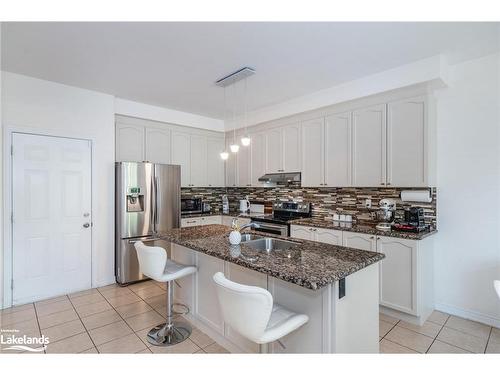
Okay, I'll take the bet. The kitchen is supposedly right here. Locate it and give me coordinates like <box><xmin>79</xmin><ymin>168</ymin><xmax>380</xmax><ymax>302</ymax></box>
<box><xmin>1</xmin><ymin>20</ymin><xmax>500</xmax><ymax>362</ymax></box>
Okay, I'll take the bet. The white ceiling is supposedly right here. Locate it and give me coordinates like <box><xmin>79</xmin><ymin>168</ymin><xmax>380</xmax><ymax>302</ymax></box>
<box><xmin>2</xmin><ymin>22</ymin><xmax>499</xmax><ymax>119</ymax></box>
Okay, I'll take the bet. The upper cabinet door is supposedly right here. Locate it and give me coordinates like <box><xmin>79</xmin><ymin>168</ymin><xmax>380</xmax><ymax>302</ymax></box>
<box><xmin>251</xmin><ymin>132</ymin><xmax>266</xmax><ymax>186</ymax></box>
<box><xmin>237</xmin><ymin>139</ymin><xmax>251</xmax><ymax>187</ymax></box>
<box><xmin>145</xmin><ymin>127</ymin><xmax>171</xmax><ymax>164</ymax></box>
<box><xmin>387</xmin><ymin>97</ymin><xmax>426</xmax><ymax>187</ymax></box>
<box><xmin>171</xmin><ymin>131</ymin><xmax>191</xmax><ymax>187</ymax></box>
<box><xmin>266</xmin><ymin>128</ymin><xmax>283</xmax><ymax>173</ymax></box>
<box><xmin>301</xmin><ymin>118</ymin><xmax>324</xmax><ymax>187</ymax></box>
<box><xmin>225</xmin><ymin>138</ymin><xmax>237</xmax><ymax>187</ymax></box>
<box><xmin>283</xmin><ymin>123</ymin><xmax>301</xmax><ymax>172</ymax></box>
<box><xmin>352</xmin><ymin>104</ymin><xmax>387</xmax><ymax>187</ymax></box>
<box><xmin>206</xmin><ymin>138</ymin><xmax>225</xmax><ymax>187</ymax></box>
<box><xmin>116</xmin><ymin>123</ymin><xmax>144</xmax><ymax>162</ymax></box>
<box><xmin>190</xmin><ymin>135</ymin><xmax>208</xmax><ymax>187</ymax></box>
<box><xmin>324</xmin><ymin>112</ymin><xmax>351</xmax><ymax>187</ymax></box>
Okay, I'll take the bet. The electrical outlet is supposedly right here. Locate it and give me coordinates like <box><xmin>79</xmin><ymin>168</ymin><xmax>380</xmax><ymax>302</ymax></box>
<box><xmin>365</xmin><ymin>199</ymin><xmax>372</xmax><ymax>208</ymax></box>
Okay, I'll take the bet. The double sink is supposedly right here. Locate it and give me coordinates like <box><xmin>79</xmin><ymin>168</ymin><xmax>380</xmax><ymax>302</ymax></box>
<box><xmin>239</xmin><ymin>233</ymin><xmax>296</xmax><ymax>252</ymax></box>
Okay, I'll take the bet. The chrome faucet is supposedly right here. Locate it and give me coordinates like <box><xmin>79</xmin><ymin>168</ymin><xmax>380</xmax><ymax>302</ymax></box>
<box><xmin>231</xmin><ymin>217</ymin><xmax>260</xmax><ymax>232</ymax></box>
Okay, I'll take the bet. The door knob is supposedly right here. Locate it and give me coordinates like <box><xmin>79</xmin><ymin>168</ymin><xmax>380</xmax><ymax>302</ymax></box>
<box><xmin>83</xmin><ymin>223</ymin><xmax>90</xmax><ymax>228</ymax></box>
<box><xmin>83</xmin><ymin>212</ymin><xmax>90</xmax><ymax>217</ymax></box>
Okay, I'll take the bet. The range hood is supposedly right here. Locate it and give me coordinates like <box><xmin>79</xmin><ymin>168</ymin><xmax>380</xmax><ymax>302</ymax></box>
<box><xmin>258</xmin><ymin>172</ymin><xmax>301</xmax><ymax>185</ymax></box>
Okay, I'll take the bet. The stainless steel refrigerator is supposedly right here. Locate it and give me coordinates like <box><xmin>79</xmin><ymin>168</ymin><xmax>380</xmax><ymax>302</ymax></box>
<box><xmin>115</xmin><ymin>162</ymin><xmax>181</xmax><ymax>285</ymax></box>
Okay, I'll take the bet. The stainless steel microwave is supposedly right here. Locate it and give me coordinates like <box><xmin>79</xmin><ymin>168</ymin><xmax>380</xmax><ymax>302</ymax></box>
<box><xmin>181</xmin><ymin>197</ymin><xmax>203</xmax><ymax>214</ymax></box>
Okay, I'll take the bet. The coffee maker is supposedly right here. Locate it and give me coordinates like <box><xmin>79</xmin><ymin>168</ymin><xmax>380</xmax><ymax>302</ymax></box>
<box><xmin>392</xmin><ymin>206</ymin><xmax>429</xmax><ymax>232</ymax></box>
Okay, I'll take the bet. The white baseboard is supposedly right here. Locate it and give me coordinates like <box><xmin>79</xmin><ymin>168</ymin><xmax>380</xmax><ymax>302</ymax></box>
<box><xmin>435</xmin><ymin>302</ymin><xmax>500</xmax><ymax>329</ymax></box>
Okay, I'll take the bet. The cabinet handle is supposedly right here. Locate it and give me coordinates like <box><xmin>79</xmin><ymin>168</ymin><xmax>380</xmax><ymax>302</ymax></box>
<box><xmin>370</xmin><ymin>236</ymin><xmax>374</xmax><ymax>239</ymax></box>
<box><xmin>377</xmin><ymin>237</ymin><xmax>380</xmax><ymax>240</ymax></box>
<box><xmin>386</xmin><ymin>183</ymin><xmax>391</xmax><ymax>186</ymax></box>
<box><xmin>380</xmin><ymin>183</ymin><xmax>385</xmax><ymax>186</ymax></box>
<box><xmin>187</xmin><ymin>220</ymin><xmax>197</xmax><ymax>224</ymax></box>
<box><xmin>208</xmin><ymin>184</ymin><xmax>212</xmax><ymax>186</ymax></box>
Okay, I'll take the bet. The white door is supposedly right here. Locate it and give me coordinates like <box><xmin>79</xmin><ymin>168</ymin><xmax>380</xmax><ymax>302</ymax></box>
<box><xmin>225</xmin><ymin>138</ymin><xmax>237</xmax><ymax>187</ymax></box>
<box><xmin>145</xmin><ymin>126</ymin><xmax>171</xmax><ymax>164</ymax></box>
<box><xmin>325</xmin><ymin>112</ymin><xmax>351</xmax><ymax>187</ymax></box>
<box><xmin>282</xmin><ymin>123</ymin><xmax>301</xmax><ymax>173</ymax></box>
<box><xmin>237</xmin><ymin>139</ymin><xmax>251</xmax><ymax>187</ymax></box>
<box><xmin>301</xmin><ymin>118</ymin><xmax>324</xmax><ymax>187</ymax></box>
<box><xmin>352</xmin><ymin>105</ymin><xmax>386</xmax><ymax>187</ymax></box>
<box><xmin>171</xmin><ymin>131</ymin><xmax>191</xmax><ymax>187</ymax></box>
<box><xmin>190</xmin><ymin>135</ymin><xmax>208</xmax><ymax>187</ymax></box>
<box><xmin>250</xmin><ymin>132</ymin><xmax>266</xmax><ymax>186</ymax></box>
<box><xmin>206</xmin><ymin>138</ymin><xmax>225</xmax><ymax>187</ymax></box>
<box><xmin>377</xmin><ymin>237</ymin><xmax>417</xmax><ymax>314</ymax></box>
<box><xmin>115</xmin><ymin>123</ymin><xmax>144</xmax><ymax>162</ymax></box>
<box><xmin>387</xmin><ymin>97</ymin><xmax>426</xmax><ymax>187</ymax></box>
<box><xmin>290</xmin><ymin>225</ymin><xmax>314</xmax><ymax>241</ymax></box>
<box><xmin>265</xmin><ymin>128</ymin><xmax>283</xmax><ymax>173</ymax></box>
<box><xmin>342</xmin><ymin>232</ymin><xmax>376</xmax><ymax>252</ymax></box>
<box><xmin>315</xmin><ymin>228</ymin><xmax>343</xmax><ymax>246</ymax></box>
<box><xmin>12</xmin><ymin>133</ymin><xmax>92</xmax><ymax>304</ymax></box>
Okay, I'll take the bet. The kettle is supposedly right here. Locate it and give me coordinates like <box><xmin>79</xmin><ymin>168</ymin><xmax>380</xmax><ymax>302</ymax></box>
<box><xmin>239</xmin><ymin>196</ymin><xmax>250</xmax><ymax>213</ymax></box>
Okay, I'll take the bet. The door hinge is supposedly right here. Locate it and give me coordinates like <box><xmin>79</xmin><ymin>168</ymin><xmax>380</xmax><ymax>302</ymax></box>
<box><xmin>11</xmin><ymin>212</ymin><xmax>14</xmax><ymax>223</ymax></box>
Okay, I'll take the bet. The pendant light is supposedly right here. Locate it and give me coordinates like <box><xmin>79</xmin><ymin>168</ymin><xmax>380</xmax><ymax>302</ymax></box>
<box><xmin>240</xmin><ymin>77</ymin><xmax>251</xmax><ymax>146</ymax></box>
<box><xmin>229</xmin><ymin>84</ymin><xmax>240</xmax><ymax>153</ymax></box>
<box><xmin>220</xmin><ymin>87</ymin><xmax>229</xmax><ymax>160</ymax></box>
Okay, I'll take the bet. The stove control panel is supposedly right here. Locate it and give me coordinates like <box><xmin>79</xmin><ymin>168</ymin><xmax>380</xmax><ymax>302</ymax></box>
<box><xmin>273</xmin><ymin>201</ymin><xmax>311</xmax><ymax>214</ymax></box>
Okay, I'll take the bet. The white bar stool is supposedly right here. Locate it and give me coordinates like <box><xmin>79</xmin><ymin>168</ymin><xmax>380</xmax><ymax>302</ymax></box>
<box><xmin>134</xmin><ymin>241</ymin><xmax>196</xmax><ymax>346</ymax></box>
<box><xmin>213</xmin><ymin>272</ymin><xmax>309</xmax><ymax>353</ymax></box>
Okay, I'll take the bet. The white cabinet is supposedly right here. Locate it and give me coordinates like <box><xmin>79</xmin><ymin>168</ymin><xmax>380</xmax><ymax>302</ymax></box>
<box><xmin>195</xmin><ymin>252</ymin><xmax>225</xmax><ymax>333</ymax></box>
<box><xmin>250</xmin><ymin>132</ymin><xmax>266</xmax><ymax>186</ymax></box>
<box><xmin>352</xmin><ymin>104</ymin><xmax>387</xmax><ymax>187</ymax></box>
<box><xmin>181</xmin><ymin>216</ymin><xmax>222</xmax><ymax>228</ymax></box>
<box><xmin>266</xmin><ymin>128</ymin><xmax>283</xmax><ymax>173</ymax></box>
<box><xmin>387</xmin><ymin>97</ymin><xmax>427</xmax><ymax>187</ymax></box>
<box><xmin>283</xmin><ymin>123</ymin><xmax>301</xmax><ymax>173</ymax></box>
<box><xmin>190</xmin><ymin>135</ymin><xmax>208</xmax><ymax>187</ymax></box>
<box><xmin>315</xmin><ymin>228</ymin><xmax>342</xmax><ymax>245</ymax></box>
<box><xmin>171</xmin><ymin>131</ymin><xmax>191</xmax><ymax>187</ymax></box>
<box><xmin>324</xmin><ymin>112</ymin><xmax>351</xmax><ymax>187</ymax></box>
<box><xmin>145</xmin><ymin>127</ymin><xmax>171</xmax><ymax>164</ymax></box>
<box><xmin>171</xmin><ymin>243</ymin><xmax>196</xmax><ymax>312</ymax></box>
<box><xmin>342</xmin><ymin>232</ymin><xmax>377</xmax><ymax>252</ymax></box>
<box><xmin>116</xmin><ymin>123</ymin><xmax>144</xmax><ymax>162</ymax></box>
<box><xmin>377</xmin><ymin>236</ymin><xmax>416</xmax><ymax>314</ymax></box>
<box><xmin>206</xmin><ymin>138</ymin><xmax>225</xmax><ymax>187</ymax></box>
<box><xmin>237</xmin><ymin>139</ymin><xmax>251</xmax><ymax>187</ymax></box>
<box><xmin>290</xmin><ymin>225</ymin><xmax>343</xmax><ymax>245</ymax></box>
<box><xmin>301</xmin><ymin>118</ymin><xmax>324</xmax><ymax>187</ymax></box>
<box><xmin>225</xmin><ymin>138</ymin><xmax>237</xmax><ymax>187</ymax></box>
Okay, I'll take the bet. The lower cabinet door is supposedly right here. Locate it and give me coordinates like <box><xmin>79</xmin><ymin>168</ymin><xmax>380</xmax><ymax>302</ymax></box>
<box><xmin>195</xmin><ymin>252</ymin><xmax>225</xmax><ymax>333</ymax></box>
<box><xmin>315</xmin><ymin>228</ymin><xmax>343</xmax><ymax>245</ymax></box>
<box><xmin>342</xmin><ymin>232</ymin><xmax>376</xmax><ymax>252</ymax></box>
<box><xmin>377</xmin><ymin>237</ymin><xmax>417</xmax><ymax>315</ymax></box>
<box><xmin>267</xmin><ymin>277</ymin><xmax>326</xmax><ymax>353</ymax></box>
<box><xmin>170</xmin><ymin>244</ymin><xmax>196</xmax><ymax>312</ymax></box>
<box><xmin>225</xmin><ymin>263</ymin><xmax>268</xmax><ymax>353</ymax></box>
<box><xmin>290</xmin><ymin>225</ymin><xmax>314</xmax><ymax>241</ymax></box>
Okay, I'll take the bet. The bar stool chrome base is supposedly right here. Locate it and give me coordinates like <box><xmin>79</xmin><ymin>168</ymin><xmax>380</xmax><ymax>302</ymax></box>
<box><xmin>147</xmin><ymin>323</ymin><xmax>192</xmax><ymax>346</ymax></box>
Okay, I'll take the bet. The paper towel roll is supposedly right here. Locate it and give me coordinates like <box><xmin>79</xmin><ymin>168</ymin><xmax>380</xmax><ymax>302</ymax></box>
<box><xmin>400</xmin><ymin>190</ymin><xmax>432</xmax><ymax>203</ymax></box>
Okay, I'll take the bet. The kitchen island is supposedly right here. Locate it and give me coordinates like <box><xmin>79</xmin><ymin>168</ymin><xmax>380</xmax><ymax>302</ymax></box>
<box><xmin>158</xmin><ymin>224</ymin><xmax>385</xmax><ymax>353</ymax></box>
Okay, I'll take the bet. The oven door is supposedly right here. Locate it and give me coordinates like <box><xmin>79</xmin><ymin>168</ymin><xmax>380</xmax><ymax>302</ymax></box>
<box><xmin>251</xmin><ymin>221</ymin><xmax>288</xmax><ymax>236</ymax></box>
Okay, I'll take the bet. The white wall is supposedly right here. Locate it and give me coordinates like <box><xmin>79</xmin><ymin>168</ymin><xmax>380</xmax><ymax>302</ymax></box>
<box><xmin>1</xmin><ymin>72</ymin><xmax>116</xmax><ymax>307</ymax></box>
<box><xmin>434</xmin><ymin>53</ymin><xmax>500</xmax><ymax>326</ymax></box>
<box><xmin>115</xmin><ymin>98</ymin><xmax>224</xmax><ymax>132</ymax></box>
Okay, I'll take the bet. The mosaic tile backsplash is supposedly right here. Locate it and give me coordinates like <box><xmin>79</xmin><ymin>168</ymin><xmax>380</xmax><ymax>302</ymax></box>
<box><xmin>181</xmin><ymin>186</ymin><xmax>437</xmax><ymax>229</ymax></box>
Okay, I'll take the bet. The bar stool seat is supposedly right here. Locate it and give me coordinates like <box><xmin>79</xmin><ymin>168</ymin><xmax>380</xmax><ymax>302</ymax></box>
<box><xmin>213</xmin><ymin>272</ymin><xmax>309</xmax><ymax>352</ymax></box>
<box><xmin>134</xmin><ymin>241</ymin><xmax>196</xmax><ymax>346</ymax></box>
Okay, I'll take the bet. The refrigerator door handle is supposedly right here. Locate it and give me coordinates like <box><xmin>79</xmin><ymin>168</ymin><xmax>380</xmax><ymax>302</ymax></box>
<box><xmin>154</xmin><ymin>175</ymin><xmax>159</xmax><ymax>231</ymax></box>
<box><xmin>150</xmin><ymin>173</ymin><xmax>156</xmax><ymax>233</ymax></box>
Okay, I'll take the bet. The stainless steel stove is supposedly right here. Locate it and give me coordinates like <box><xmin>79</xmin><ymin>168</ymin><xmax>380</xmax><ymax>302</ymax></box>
<box><xmin>250</xmin><ymin>202</ymin><xmax>311</xmax><ymax>236</ymax></box>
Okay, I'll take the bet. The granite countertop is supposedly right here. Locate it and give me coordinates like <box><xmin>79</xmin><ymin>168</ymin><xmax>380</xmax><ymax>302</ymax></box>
<box><xmin>158</xmin><ymin>224</ymin><xmax>385</xmax><ymax>290</ymax></box>
<box><xmin>290</xmin><ymin>218</ymin><xmax>437</xmax><ymax>240</ymax></box>
<box><xmin>181</xmin><ymin>210</ymin><xmax>265</xmax><ymax>219</ymax></box>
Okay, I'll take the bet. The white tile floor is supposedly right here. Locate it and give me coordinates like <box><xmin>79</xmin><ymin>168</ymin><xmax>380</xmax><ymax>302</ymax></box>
<box><xmin>0</xmin><ymin>281</ymin><xmax>228</xmax><ymax>354</ymax></box>
<box><xmin>1</xmin><ymin>281</ymin><xmax>499</xmax><ymax>354</ymax></box>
